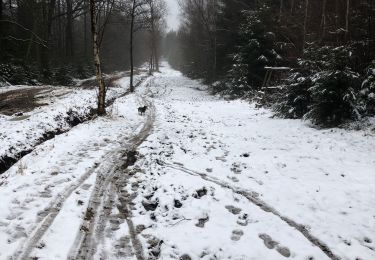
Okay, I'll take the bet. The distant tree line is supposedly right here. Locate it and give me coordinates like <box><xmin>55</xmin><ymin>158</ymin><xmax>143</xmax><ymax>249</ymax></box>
<box><xmin>0</xmin><ymin>0</ymin><xmax>165</xmax><ymax>87</ymax></box>
<box><xmin>165</xmin><ymin>0</ymin><xmax>375</xmax><ymax>127</ymax></box>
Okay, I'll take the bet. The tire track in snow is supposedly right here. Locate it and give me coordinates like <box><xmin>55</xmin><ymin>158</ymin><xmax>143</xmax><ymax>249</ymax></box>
<box><xmin>13</xmin><ymin>148</ymin><xmax>120</xmax><ymax>260</ymax></box>
<box><xmin>13</xmin><ymin>90</ymin><xmax>153</xmax><ymax>260</ymax></box>
<box><xmin>70</xmin><ymin>95</ymin><xmax>155</xmax><ymax>260</ymax></box>
<box><xmin>160</xmin><ymin>161</ymin><xmax>341</xmax><ymax>260</ymax></box>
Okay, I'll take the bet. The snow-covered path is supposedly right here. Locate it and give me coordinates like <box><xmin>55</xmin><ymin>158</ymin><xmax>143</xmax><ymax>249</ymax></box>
<box><xmin>124</xmin><ymin>65</ymin><xmax>375</xmax><ymax>259</ymax></box>
<box><xmin>0</xmin><ymin>78</ymin><xmax>155</xmax><ymax>259</ymax></box>
<box><xmin>0</xmin><ymin>64</ymin><xmax>374</xmax><ymax>260</ymax></box>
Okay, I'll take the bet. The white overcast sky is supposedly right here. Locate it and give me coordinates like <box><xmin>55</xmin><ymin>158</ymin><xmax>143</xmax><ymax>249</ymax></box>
<box><xmin>165</xmin><ymin>0</ymin><xmax>181</xmax><ymax>31</ymax></box>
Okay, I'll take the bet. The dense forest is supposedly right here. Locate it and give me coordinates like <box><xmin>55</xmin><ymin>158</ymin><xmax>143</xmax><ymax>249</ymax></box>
<box><xmin>165</xmin><ymin>0</ymin><xmax>375</xmax><ymax>127</ymax></box>
<box><xmin>0</xmin><ymin>0</ymin><xmax>165</xmax><ymax>86</ymax></box>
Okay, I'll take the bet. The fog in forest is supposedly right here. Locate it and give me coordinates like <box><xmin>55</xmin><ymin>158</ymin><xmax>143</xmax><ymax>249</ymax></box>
<box><xmin>0</xmin><ymin>1</ymin><xmax>374</xmax><ymax>259</ymax></box>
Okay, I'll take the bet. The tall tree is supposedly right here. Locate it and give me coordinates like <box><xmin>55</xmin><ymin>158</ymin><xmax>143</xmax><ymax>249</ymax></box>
<box><xmin>65</xmin><ymin>0</ymin><xmax>74</xmax><ymax>58</ymax></box>
<box><xmin>0</xmin><ymin>0</ymin><xmax>3</xmax><ymax>54</ymax></box>
<box><xmin>90</xmin><ymin>0</ymin><xmax>106</xmax><ymax>115</ymax></box>
<box><xmin>128</xmin><ymin>0</ymin><xmax>148</xmax><ymax>92</ymax></box>
<box><xmin>129</xmin><ymin>0</ymin><xmax>136</xmax><ymax>92</ymax></box>
<box><xmin>146</xmin><ymin>0</ymin><xmax>166</xmax><ymax>72</ymax></box>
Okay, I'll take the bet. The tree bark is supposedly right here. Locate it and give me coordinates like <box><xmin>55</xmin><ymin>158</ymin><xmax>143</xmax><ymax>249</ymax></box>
<box><xmin>149</xmin><ymin>0</ymin><xmax>159</xmax><ymax>72</ymax></box>
<box><xmin>290</xmin><ymin>0</ymin><xmax>294</xmax><ymax>14</ymax></box>
<box><xmin>84</xmin><ymin>0</ymin><xmax>88</xmax><ymax>58</ymax></box>
<box><xmin>0</xmin><ymin>0</ymin><xmax>3</xmax><ymax>54</ymax></box>
<box><xmin>279</xmin><ymin>0</ymin><xmax>283</xmax><ymax>23</ymax></box>
<box><xmin>39</xmin><ymin>0</ymin><xmax>56</xmax><ymax>71</ymax></box>
<box><xmin>345</xmin><ymin>0</ymin><xmax>350</xmax><ymax>41</ymax></box>
<box><xmin>129</xmin><ymin>0</ymin><xmax>136</xmax><ymax>92</ymax></box>
<box><xmin>90</xmin><ymin>0</ymin><xmax>106</xmax><ymax>115</ymax></box>
<box><xmin>320</xmin><ymin>0</ymin><xmax>327</xmax><ymax>41</ymax></box>
<box><xmin>302</xmin><ymin>0</ymin><xmax>309</xmax><ymax>52</ymax></box>
<box><xmin>66</xmin><ymin>0</ymin><xmax>74</xmax><ymax>58</ymax></box>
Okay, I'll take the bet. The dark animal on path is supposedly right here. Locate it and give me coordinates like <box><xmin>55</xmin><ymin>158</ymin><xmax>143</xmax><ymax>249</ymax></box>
<box><xmin>138</xmin><ymin>106</ymin><xmax>148</xmax><ymax>115</ymax></box>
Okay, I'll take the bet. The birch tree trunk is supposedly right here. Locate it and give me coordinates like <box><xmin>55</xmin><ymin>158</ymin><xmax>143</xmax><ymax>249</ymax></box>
<box><xmin>129</xmin><ymin>0</ymin><xmax>136</xmax><ymax>92</ymax></box>
<box><xmin>90</xmin><ymin>0</ymin><xmax>106</xmax><ymax>115</ymax></box>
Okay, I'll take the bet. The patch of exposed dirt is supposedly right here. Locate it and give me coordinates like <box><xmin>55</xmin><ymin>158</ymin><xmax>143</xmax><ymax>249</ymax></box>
<box><xmin>0</xmin><ymin>87</ymin><xmax>50</xmax><ymax>116</ymax></box>
<box><xmin>0</xmin><ymin>76</ymin><xmax>148</xmax><ymax>176</ymax></box>
<box><xmin>77</xmin><ymin>69</ymin><xmax>147</xmax><ymax>89</ymax></box>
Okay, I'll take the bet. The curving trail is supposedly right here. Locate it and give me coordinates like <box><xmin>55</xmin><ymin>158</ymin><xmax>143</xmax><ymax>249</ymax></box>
<box><xmin>123</xmin><ymin>63</ymin><xmax>375</xmax><ymax>260</ymax></box>
<box><xmin>70</xmin><ymin>95</ymin><xmax>155</xmax><ymax>260</ymax></box>
<box><xmin>0</xmin><ymin>64</ymin><xmax>374</xmax><ymax>260</ymax></box>
<box><xmin>0</xmin><ymin>78</ymin><xmax>155</xmax><ymax>260</ymax></box>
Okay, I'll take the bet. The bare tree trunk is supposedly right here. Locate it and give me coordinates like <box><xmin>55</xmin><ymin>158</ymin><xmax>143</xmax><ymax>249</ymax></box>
<box><xmin>0</xmin><ymin>0</ymin><xmax>3</xmax><ymax>54</ymax></box>
<box><xmin>84</xmin><ymin>0</ymin><xmax>88</xmax><ymax>57</ymax></box>
<box><xmin>154</xmin><ymin>42</ymin><xmax>159</xmax><ymax>71</ymax></box>
<box><xmin>57</xmin><ymin>0</ymin><xmax>62</xmax><ymax>54</ymax></box>
<box><xmin>90</xmin><ymin>0</ymin><xmax>106</xmax><ymax>115</ymax></box>
<box><xmin>26</xmin><ymin>19</ymin><xmax>37</xmax><ymax>60</ymax></box>
<box><xmin>149</xmin><ymin>53</ymin><xmax>153</xmax><ymax>74</ymax></box>
<box><xmin>39</xmin><ymin>0</ymin><xmax>56</xmax><ymax>71</ymax></box>
<box><xmin>290</xmin><ymin>0</ymin><xmax>294</xmax><ymax>14</ymax></box>
<box><xmin>345</xmin><ymin>0</ymin><xmax>350</xmax><ymax>41</ymax></box>
<box><xmin>302</xmin><ymin>0</ymin><xmax>309</xmax><ymax>52</ymax></box>
<box><xmin>129</xmin><ymin>0</ymin><xmax>136</xmax><ymax>92</ymax></box>
<box><xmin>335</xmin><ymin>0</ymin><xmax>340</xmax><ymax>44</ymax></box>
<box><xmin>149</xmin><ymin>0</ymin><xmax>160</xmax><ymax>72</ymax></box>
<box><xmin>279</xmin><ymin>0</ymin><xmax>283</xmax><ymax>23</ymax></box>
<box><xmin>320</xmin><ymin>0</ymin><xmax>327</xmax><ymax>40</ymax></box>
<box><xmin>66</xmin><ymin>0</ymin><xmax>74</xmax><ymax>58</ymax></box>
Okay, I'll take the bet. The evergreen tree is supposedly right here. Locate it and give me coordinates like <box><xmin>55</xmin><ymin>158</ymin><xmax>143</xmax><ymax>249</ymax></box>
<box><xmin>359</xmin><ymin>61</ymin><xmax>375</xmax><ymax>116</ymax></box>
<box><xmin>276</xmin><ymin>44</ymin><xmax>362</xmax><ymax>126</ymax></box>
<box><xmin>229</xmin><ymin>6</ymin><xmax>281</xmax><ymax>94</ymax></box>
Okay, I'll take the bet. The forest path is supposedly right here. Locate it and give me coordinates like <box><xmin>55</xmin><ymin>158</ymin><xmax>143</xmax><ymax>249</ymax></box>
<box><xmin>118</xmin><ymin>63</ymin><xmax>375</xmax><ymax>259</ymax></box>
<box><xmin>0</xmin><ymin>64</ymin><xmax>374</xmax><ymax>259</ymax></box>
<box><xmin>0</xmin><ymin>78</ymin><xmax>155</xmax><ymax>260</ymax></box>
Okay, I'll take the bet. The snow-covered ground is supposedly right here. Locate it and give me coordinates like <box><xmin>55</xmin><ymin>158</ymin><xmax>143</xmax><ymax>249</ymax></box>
<box><xmin>0</xmin><ymin>74</ymin><xmax>144</xmax><ymax>170</ymax></box>
<box><xmin>0</xmin><ymin>64</ymin><xmax>374</xmax><ymax>260</ymax></box>
<box><xmin>122</xmin><ymin>65</ymin><xmax>375</xmax><ymax>259</ymax></box>
<box><xmin>0</xmin><ymin>76</ymin><xmax>154</xmax><ymax>259</ymax></box>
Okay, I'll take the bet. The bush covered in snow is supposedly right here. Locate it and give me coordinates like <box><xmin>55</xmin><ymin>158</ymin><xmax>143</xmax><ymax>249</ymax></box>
<box><xmin>0</xmin><ymin>62</ymin><xmax>39</xmax><ymax>85</ymax></box>
<box><xmin>0</xmin><ymin>61</ymin><xmax>94</xmax><ymax>87</ymax></box>
<box><xmin>359</xmin><ymin>61</ymin><xmax>375</xmax><ymax>116</ymax></box>
<box><xmin>275</xmin><ymin>44</ymin><xmax>365</xmax><ymax>127</ymax></box>
<box><xmin>274</xmin><ymin>72</ymin><xmax>312</xmax><ymax>119</ymax></box>
<box><xmin>305</xmin><ymin>70</ymin><xmax>361</xmax><ymax>126</ymax></box>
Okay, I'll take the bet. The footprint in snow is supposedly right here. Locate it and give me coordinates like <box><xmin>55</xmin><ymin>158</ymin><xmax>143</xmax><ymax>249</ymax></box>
<box><xmin>236</xmin><ymin>214</ymin><xmax>249</xmax><ymax>226</ymax></box>
<box><xmin>231</xmin><ymin>229</ymin><xmax>244</xmax><ymax>241</ymax></box>
<box><xmin>225</xmin><ymin>205</ymin><xmax>242</xmax><ymax>215</ymax></box>
<box><xmin>227</xmin><ymin>176</ymin><xmax>239</xmax><ymax>183</ymax></box>
<box><xmin>259</xmin><ymin>233</ymin><xmax>279</xmax><ymax>249</ymax></box>
<box><xmin>195</xmin><ymin>214</ymin><xmax>209</xmax><ymax>228</ymax></box>
<box><xmin>276</xmin><ymin>246</ymin><xmax>291</xmax><ymax>258</ymax></box>
<box><xmin>259</xmin><ymin>233</ymin><xmax>291</xmax><ymax>258</ymax></box>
